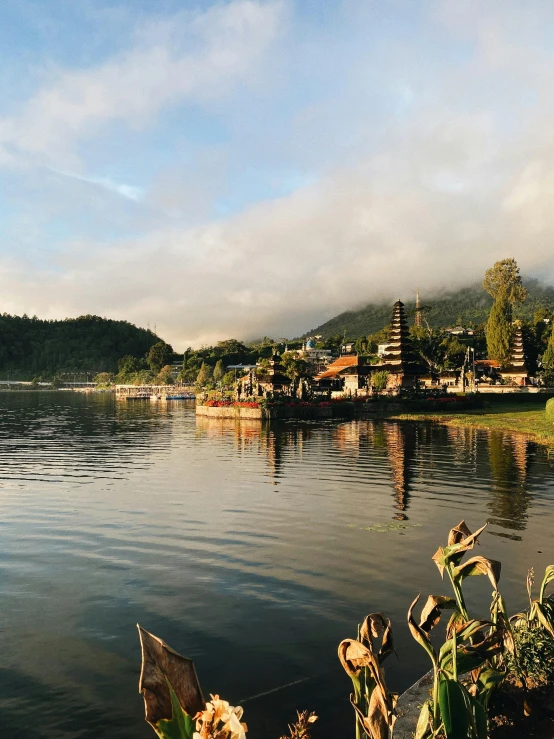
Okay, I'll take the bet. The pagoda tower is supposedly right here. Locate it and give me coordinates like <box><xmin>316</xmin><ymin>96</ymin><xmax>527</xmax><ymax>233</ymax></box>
<box><xmin>499</xmin><ymin>322</ymin><xmax>529</xmax><ymax>385</ymax></box>
<box><xmin>507</xmin><ymin>324</ymin><xmax>527</xmax><ymax>373</ymax></box>
<box><xmin>376</xmin><ymin>300</ymin><xmax>424</xmax><ymax>388</ymax></box>
<box><xmin>380</xmin><ymin>300</ymin><xmax>419</xmax><ymax>367</ymax></box>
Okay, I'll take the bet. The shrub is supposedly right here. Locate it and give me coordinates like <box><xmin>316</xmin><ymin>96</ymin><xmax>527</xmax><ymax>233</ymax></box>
<box><xmin>546</xmin><ymin>397</ymin><xmax>554</xmax><ymax>422</ymax></box>
<box><xmin>506</xmin><ymin>623</ymin><xmax>554</xmax><ymax>687</ymax></box>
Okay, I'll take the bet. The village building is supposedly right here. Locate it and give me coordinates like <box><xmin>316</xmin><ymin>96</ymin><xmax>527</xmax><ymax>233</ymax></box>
<box><xmin>313</xmin><ymin>355</ymin><xmax>360</xmax><ymax>391</ymax></box>
<box><xmin>297</xmin><ymin>337</ymin><xmax>333</xmax><ymax>363</ymax></box>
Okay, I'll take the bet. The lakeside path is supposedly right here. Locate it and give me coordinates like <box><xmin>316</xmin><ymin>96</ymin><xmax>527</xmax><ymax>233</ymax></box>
<box><xmin>390</xmin><ymin>401</ymin><xmax>554</xmax><ymax>448</ymax></box>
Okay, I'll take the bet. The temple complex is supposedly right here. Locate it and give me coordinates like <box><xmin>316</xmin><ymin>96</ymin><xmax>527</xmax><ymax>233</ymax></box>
<box><xmin>236</xmin><ymin>353</ymin><xmax>292</xmax><ymax>398</ymax></box>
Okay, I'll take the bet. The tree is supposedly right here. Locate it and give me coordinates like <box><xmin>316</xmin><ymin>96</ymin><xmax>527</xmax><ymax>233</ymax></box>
<box><xmin>155</xmin><ymin>365</ymin><xmax>174</xmax><ymax>385</ymax></box>
<box><xmin>281</xmin><ymin>353</ymin><xmax>309</xmax><ymax>380</ymax></box>
<box><xmin>213</xmin><ymin>359</ymin><xmax>225</xmax><ymax>382</ymax></box>
<box><xmin>147</xmin><ymin>341</ymin><xmax>173</xmax><ymax>374</ymax></box>
<box><xmin>94</xmin><ymin>372</ymin><xmax>114</xmax><ymax>387</ymax></box>
<box><xmin>484</xmin><ymin>259</ymin><xmax>526</xmax><ymax>364</ymax></box>
<box><xmin>483</xmin><ymin>258</ymin><xmax>527</xmax><ymax>304</ymax></box>
<box><xmin>371</xmin><ymin>370</ymin><xmax>390</xmax><ymax>393</ymax></box>
<box><xmin>541</xmin><ymin>324</ymin><xmax>554</xmax><ymax>385</ymax></box>
<box><xmin>222</xmin><ymin>370</ymin><xmax>236</xmax><ymax>387</ymax></box>
<box><xmin>486</xmin><ymin>295</ymin><xmax>512</xmax><ymax>364</ymax></box>
<box><xmin>196</xmin><ymin>362</ymin><xmax>213</xmax><ymax>386</ymax></box>
<box><xmin>118</xmin><ymin>355</ymin><xmax>141</xmax><ymax>376</ymax></box>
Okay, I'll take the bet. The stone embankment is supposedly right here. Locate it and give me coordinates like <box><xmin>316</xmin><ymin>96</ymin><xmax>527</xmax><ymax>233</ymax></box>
<box><xmin>195</xmin><ymin>404</ymin><xmax>353</xmax><ymax>420</ymax></box>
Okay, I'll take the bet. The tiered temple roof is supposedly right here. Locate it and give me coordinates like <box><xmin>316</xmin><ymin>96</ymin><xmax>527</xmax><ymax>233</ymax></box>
<box><xmin>501</xmin><ymin>324</ymin><xmax>528</xmax><ymax>376</ymax></box>
<box><xmin>378</xmin><ymin>300</ymin><xmax>423</xmax><ymax>374</ymax></box>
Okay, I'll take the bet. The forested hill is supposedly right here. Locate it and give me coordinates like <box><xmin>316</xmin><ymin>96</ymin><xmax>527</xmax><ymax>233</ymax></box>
<box><xmin>0</xmin><ymin>314</ymin><xmax>163</xmax><ymax>377</ymax></box>
<box><xmin>304</xmin><ymin>278</ymin><xmax>554</xmax><ymax>339</ymax></box>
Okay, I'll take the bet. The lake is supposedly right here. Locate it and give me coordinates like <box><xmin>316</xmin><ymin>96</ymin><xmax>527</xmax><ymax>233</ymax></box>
<box><xmin>0</xmin><ymin>392</ymin><xmax>553</xmax><ymax>738</ymax></box>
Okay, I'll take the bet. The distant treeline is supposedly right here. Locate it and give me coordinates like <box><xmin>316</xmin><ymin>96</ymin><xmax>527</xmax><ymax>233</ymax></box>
<box><xmin>0</xmin><ymin>314</ymin><xmax>161</xmax><ymax>377</ymax></box>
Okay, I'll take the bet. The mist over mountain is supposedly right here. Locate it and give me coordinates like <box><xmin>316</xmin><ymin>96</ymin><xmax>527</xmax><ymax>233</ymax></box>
<box><xmin>303</xmin><ymin>278</ymin><xmax>554</xmax><ymax>340</ymax></box>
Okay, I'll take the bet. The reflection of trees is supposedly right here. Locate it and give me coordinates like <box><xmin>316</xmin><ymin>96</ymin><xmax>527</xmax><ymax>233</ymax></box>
<box><xmin>194</xmin><ymin>417</ymin><xmax>314</xmax><ymax>479</ymax></box>
<box><xmin>383</xmin><ymin>422</ymin><xmax>417</xmax><ymax>520</ymax></box>
<box><xmin>487</xmin><ymin>431</ymin><xmax>531</xmax><ymax>531</ymax></box>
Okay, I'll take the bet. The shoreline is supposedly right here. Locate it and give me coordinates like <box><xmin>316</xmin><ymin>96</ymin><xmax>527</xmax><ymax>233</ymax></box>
<box><xmin>389</xmin><ymin>403</ymin><xmax>554</xmax><ymax>447</ymax></box>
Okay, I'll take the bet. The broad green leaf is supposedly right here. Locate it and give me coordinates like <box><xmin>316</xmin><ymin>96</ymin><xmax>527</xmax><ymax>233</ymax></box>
<box><xmin>533</xmin><ymin>601</ymin><xmax>554</xmax><ymax>639</ymax></box>
<box><xmin>472</xmin><ymin>697</ymin><xmax>488</xmax><ymax>739</ymax></box>
<box><xmin>414</xmin><ymin>700</ymin><xmax>432</xmax><ymax>739</ymax></box>
<box><xmin>476</xmin><ymin>667</ymin><xmax>505</xmax><ymax>707</ymax></box>
<box><xmin>438</xmin><ymin>677</ymin><xmax>470</xmax><ymax>739</ymax></box>
<box><xmin>154</xmin><ymin>684</ymin><xmax>196</xmax><ymax>739</ymax></box>
<box><xmin>539</xmin><ymin>564</ymin><xmax>554</xmax><ymax>604</ymax></box>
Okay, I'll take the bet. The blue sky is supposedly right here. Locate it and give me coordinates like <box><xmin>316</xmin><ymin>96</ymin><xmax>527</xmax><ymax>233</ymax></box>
<box><xmin>1</xmin><ymin>0</ymin><xmax>554</xmax><ymax>347</ymax></box>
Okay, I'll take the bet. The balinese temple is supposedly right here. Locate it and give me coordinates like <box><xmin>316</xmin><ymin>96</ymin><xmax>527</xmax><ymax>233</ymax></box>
<box><xmin>236</xmin><ymin>353</ymin><xmax>292</xmax><ymax>398</ymax></box>
<box><xmin>375</xmin><ymin>300</ymin><xmax>425</xmax><ymax>389</ymax></box>
<box><xmin>499</xmin><ymin>323</ymin><xmax>529</xmax><ymax>386</ymax></box>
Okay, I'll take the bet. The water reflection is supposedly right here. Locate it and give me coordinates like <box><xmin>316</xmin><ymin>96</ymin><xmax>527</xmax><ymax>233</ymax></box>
<box><xmin>487</xmin><ymin>432</ymin><xmax>532</xmax><ymax>532</ymax></box>
<box><xmin>0</xmin><ymin>395</ymin><xmax>553</xmax><ymax>739</ymax></box>
<box><xmin>383</xmin><ymin>422</ymin><xmax>416</xmax><ymax>519</ymax></box>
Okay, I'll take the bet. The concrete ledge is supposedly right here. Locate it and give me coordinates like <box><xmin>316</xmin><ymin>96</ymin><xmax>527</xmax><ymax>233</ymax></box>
<box><xmin>195</xmin><ymin>404</ymin><xmax>351</xmax><ymax>420</ymax></box>
<box><xmin>394</xmin><ymin>671</ymin><xmax>433</xmax><ymax>738</ymax></box>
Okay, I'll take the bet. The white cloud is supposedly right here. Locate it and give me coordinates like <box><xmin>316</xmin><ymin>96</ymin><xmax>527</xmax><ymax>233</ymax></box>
<box><xmin>0</xmin><ymin>1</ymin><xmax>285</xmax><ymax>167</ymax></box>
<box><xmin>2</xmin><ymin>0</ymin><xmax>554</xmax><ymax>349</ymax></box>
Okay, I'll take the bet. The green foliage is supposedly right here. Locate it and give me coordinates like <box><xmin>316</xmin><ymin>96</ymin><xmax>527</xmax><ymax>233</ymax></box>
<box><xmin>0</xmin><ymin>313</ymin><xmax>160</xmax><ymax>376</ymax></box>
<box><xmin>483</xmin><ymin>258</ymin><xmax>527</xmax><ymax>304</ymax></box>
<box><xmin>213</xmin><ymin>359</ymin><xmax>225</xmax><ymax>382</ymax></box>
<box><xmin>148</xmin><ymin>342</ymin><xmax>174</xmax><ymax>374</ymax></box>
<box><xmin>196</xmin><ymin>362</ymin><xmax>213</xmax><ymax>387</ymax></box>
<box><xmin>94</xmin><ymin>372</ymin><xmax>114</xmax><ymax>387</ymax></box>
<box><xmin>155</xmin><ymin>365</ymin><xmax>174</xmax><ymax>385</ymax></box>
<box><xmin>546</xmin><ymin>398</ymin><xmax>554</xmax><ymax>421</ymax></box>
<box><xmin>540</xmin><ymin>323</ymin><xmax>554</xmax><ymax>385</ymax></box>
<box><xmin>506</xmin><ymin>623</ymin><xmax>554</xmax><ymax>687</ymax></box>
<box><xmin>486</xmin><ymin>296</ymin><xmax>512</xmax><ymax>363</ymax></box>
<box><xmin>281</xmin><ymin>353</ymin><xmax>309</xmax><ymax>380</ymax></box>
<box><xmin>371</xmin><ymin>370</ymin><xmax>390</xmax><ymax>392</ymax></box>
<box><xmin>221</xmin><ymin>371</ymin><xmax>236</xmax><ymax>387</ymax></box>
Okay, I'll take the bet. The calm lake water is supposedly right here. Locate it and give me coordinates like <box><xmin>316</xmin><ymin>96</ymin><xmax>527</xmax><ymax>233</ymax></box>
<box><xmin>0</xmin><ymin>392</ymin><xmax>553</xmax><ymax>738</ymax></box>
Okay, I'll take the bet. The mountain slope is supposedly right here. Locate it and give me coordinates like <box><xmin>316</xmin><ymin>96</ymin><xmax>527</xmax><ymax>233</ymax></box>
<box><xmin>0</xmin><ymin>314</ymin><xmax>165</xmax><ymax>376</ymax></box>
<box><xmin>304</xmin><ymin>278</ymin><xmax>554</xmax><ymax>339</ymax></box>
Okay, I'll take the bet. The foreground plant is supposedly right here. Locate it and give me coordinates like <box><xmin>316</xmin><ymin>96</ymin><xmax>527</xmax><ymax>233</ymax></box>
<box><xmin>338</xmin><ymin>613</ymin><xmax>397</xmax><ymax>739</ymax></box>
<box><xmin>278</xmin><ymin>710</ymin><xmax>318</xmax><ymax>739</ymax></box>
<box><xmin>138</xmin><ymin>625</ymin><xmax>314</xmax><ymax>739</ymax></box>
<box><xmin>408</xmin><ymin>521</ymin><xmax>512</xmax><ymax>739</ymax></box>
<box><xmin>509</xmin><ymin>565</ymin><xmax>554</xmax><ymax>688</ymax></box>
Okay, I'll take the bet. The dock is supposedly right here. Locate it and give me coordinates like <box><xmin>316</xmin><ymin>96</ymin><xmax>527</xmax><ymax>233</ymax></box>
<box><xmin>115</xmin><ymin>384</ymin><xmax>195</xmax><ymax>401</ymax></box>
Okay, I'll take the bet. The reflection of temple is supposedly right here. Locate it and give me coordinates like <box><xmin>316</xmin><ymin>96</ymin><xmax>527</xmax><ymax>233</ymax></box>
<box><xmin>487</xmin><ymin>431</ymin><xmax>531</xmax><ymax>531</ymax></box>
<box><xmin>383</xmin><ymin>422</ymin><xmax>417</xmax><ymax>519</ymax></box>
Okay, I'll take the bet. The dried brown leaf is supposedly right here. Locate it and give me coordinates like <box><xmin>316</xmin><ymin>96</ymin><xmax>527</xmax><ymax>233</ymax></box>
<box><xmin>137</xmin><ymin>624</ymin><xmax>204</xmax><ymax>727</ymax></box>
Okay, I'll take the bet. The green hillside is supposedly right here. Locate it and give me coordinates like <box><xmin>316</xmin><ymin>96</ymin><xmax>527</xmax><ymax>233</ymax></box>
<box><xmin>0</xmin><ymin>314</ymin><xmax>165</xmax><ymax>377</ymax></box>
<box><xmin>304</xmin><ymin>278</ymin><xmax>554</xmax><ymax>339</ymax></box>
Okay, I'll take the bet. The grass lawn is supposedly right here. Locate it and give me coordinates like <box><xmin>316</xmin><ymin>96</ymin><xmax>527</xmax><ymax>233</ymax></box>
<box><xmin>393</xmin><ymin>402</ymin><xmax>554</xmax><ymax>447</ymax></box>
